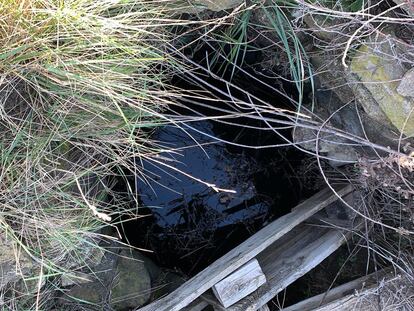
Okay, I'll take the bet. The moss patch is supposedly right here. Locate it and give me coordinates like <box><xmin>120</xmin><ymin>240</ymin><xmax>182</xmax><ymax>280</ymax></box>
<box><xmin>350</xmin><ymin>44</ymin><xmax>414</xmax><ymax>136</ymax></box>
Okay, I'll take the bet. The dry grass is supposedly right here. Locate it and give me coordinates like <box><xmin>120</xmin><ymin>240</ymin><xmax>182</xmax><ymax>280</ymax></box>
<box><xmin>0</xmin><ymin>0</ymin><xmax>203</xmax><ymax>308</ymax></box>
<box><xmin>1</xmin><ymin>0</ymin><xmax>414</xmax><ymax>309</ymax></box>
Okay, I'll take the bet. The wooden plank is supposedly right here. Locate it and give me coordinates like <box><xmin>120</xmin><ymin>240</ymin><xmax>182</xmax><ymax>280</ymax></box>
<box><xmin>225</xmin><ymin>220</ymin><xmax>350</xmax><ymax>311</ymax></box>
<box><xmin>182</xmin><ymin>298</ymin><xmax>209</xmax><ymax>311</ymax></box>
<box><xmin>184</xmin><ymin>293</ymin><xmax>225</xmax><ymax>311</ymax></box>
<box><xmin>212</xmin><ymin>259</ymin><xmax>266</xmax><ymax>308</ymax></box>
<box><xmin>200</xmin><ymin>294</ymin><xmax>226</xmax><ymax>311</ymax></box>
<box><xmin>211</xmin><ymin>303</ymin><xmax>269</xmax><ymax>311</ymax></box>
<box><xmin>312</xmin><ymin>273</ymin><xmax>411</xmax><ymax>311</ymax></box>
<box><xmin>282</xmin><ymin>270</ymin><xmax>389</xmax><ymax>311</ymax></box>
<box><xmin>138</xmin><ymin>185</ymin><xmax>353</xmax><ymax>311</ymax></box>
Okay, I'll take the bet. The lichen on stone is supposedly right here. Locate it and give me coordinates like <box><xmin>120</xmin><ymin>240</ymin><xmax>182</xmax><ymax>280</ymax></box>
<box><xmin>350</xmin><ymin>43</ymin><xmax>414</xmax><ymax>136</ymax></box>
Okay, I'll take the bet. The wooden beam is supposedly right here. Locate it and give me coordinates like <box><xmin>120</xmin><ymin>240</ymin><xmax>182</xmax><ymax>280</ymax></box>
<box><xmin>282</xmin><ymin>269</ymin><xmax>389</xmax><ymax>311</ymax></box>
<box><xmin>225</xmin><ymin>219</ymin><xmax>352</xmax><ymax>310</ymax></box>
<box><xmin>212</xmin><ymin>259</ymin><xmax>266</xmax><ymax>308</ymax></box>
<box><xmin>138</xmin><ymin>185</ymin><xmax>353</xmax><ymax>311</ymax></box>
<box><xmin>182</xmin><ymin>299</ymin><xmax>209</xmax><ymax>311</ymax></box>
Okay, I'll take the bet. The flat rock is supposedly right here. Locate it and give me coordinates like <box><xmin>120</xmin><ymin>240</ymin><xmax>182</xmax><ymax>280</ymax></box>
<box><xmin>110</xmin><ymin>249</ymin><xmax>152</xmax><ymax>310</ymax></box>
<box><xmin>397</xmin><ymin>68</ymin><xmax>414</xmax><ymax>98</ymax></box>
<box><xmin>350</xmin><ymin>42</ymin><xmax>414</xmax><ymax>136</ymax></box>
<box><xmin>293</xmin><ymin>126</ymin><xmax>358</xmax><ymax>166</ymax></box>
<box><xmin>64</xmin><ymin>248</ymin><xmax>153</xmax><ymax>310</ymax></box>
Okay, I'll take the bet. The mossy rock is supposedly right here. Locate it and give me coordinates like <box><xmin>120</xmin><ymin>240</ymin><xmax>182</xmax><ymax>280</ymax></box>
<box><xmin>350</xmin><ymin>43</ymin><xmax>414</xmax><ymax>136</ymax></box>
<box><xmin>65</xmin><ymin>282</ymin><xmax>103</xmax><ymax>305</ymax></box>
<box><xmin>64</xmin><ymin>248</ymin><xmax>153</xmax><ymax>310</ymax></box>
<box><xmin>0</xmin><ymin>226</ymin><xmax>37</xmax><ymax>290</ymax></box>
<box><xmin>110</xmin><ymin>250</ymin><xmax>152</xmax><ymax>310</ymax></box>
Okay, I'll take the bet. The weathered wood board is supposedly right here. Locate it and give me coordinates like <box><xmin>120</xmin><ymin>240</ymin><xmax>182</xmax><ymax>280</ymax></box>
<box><xmin>283</xmin><ymin>269</ymin><xmax>389</xmax><ymax>311</ymax></box>
<box><xmin>182</xmin><ymin>299</ymin><xmax>209</xmax><ymax>311</ymax></box>
<box><xmin>223</xmin><ymin>221</ymin><xmax>350</xmax><ymax>311</ymax></box>
<box><xmin>212</xmin><ymin>259</ymin><xmax>266</xmax><ymax>308</ymax></box>
<box><xmin>138</xmin><ymin>184</ymin><xmax>353</xmax><ymax>311</ymax></box>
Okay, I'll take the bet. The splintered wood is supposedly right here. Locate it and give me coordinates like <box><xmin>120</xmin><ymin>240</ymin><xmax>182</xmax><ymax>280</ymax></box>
<box><xmin>212</xmin><ymin>259</ymin><xmax>266</xmax><ymax>308</ymax></box>
<box><xmin>138</xmin><ymin>185</ymin><xmax>353</xmax><ymax>311</ymax></box>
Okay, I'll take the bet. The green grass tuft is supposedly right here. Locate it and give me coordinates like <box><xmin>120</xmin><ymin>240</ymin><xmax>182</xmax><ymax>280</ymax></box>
<box><xmin>0</xmin><ymin>0</ymin><xmax>192</xmax><ymax>308</ymax></box>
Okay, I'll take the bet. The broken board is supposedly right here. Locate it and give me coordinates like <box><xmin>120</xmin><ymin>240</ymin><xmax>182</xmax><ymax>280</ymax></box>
<box><xmin>138</xmin><ymin>185</ymin><xmax>353</xmax><ymax>311</ymax></box>
<box><xmin>212</xmin><ymin>259</ymin><xmax>266</xmax><ymax>308</ymax></box>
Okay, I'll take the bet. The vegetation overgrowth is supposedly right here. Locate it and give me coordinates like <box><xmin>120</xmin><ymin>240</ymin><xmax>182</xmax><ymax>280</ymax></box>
<box><xmin>0</xmin><ymin>0</ymin><xmax>204</xmax><ymax>308</ymax></box>
<box><xmin>1</xmin><ymin>0</ymin><xmax>414</xmax><ymax>309</ymax></box>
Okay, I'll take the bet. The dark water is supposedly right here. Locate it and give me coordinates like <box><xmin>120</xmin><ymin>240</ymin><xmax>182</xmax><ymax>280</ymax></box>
<box><xmin>115</xmin><ymin>46</ymin><xmax>319</xmax><ymax>275</ymax></box>
<box><xmin>137</xmin><ymin>121</ymin><xmax>271</xmax><ymax>229</ymax></box>
<box><xmin>116</xmin><ymin>116</ymin><xmax>317</xmax><ymax>274</ymax></box>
